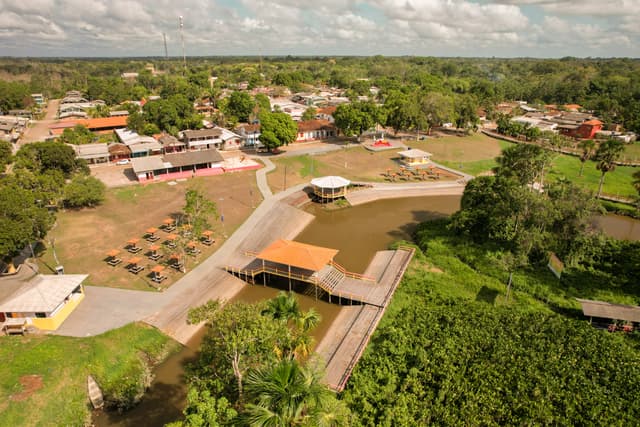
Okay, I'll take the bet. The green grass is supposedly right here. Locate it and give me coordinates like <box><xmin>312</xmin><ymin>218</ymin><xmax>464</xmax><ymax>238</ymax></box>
<box><xmin>438</xmin><ymin>158</ymin><xmax>498</xmax><ymax>176</ymax></box>
<box><xmin>393</xmin><ymin>220</ymin><xmax>640</xmax><ymax>318</ymax></box>
<box><xmin>548</xmin><ymin>155</ymin><xmax>637</xmax><ymax>198</ymax></box>
<box><xmin>112</xmin><ymin>184</ymin><xmax>160</xmax><ymax>203</ymax></box>
<box><xmin>0</xmin><ymin>323</ymin><xmax>179</xmax><ymax>426</ymax></box>
<box><xmin>622</xmin><ymin>142</ymin><xmax>640</xmax><ymax>163</ymax></box>
<box><xmin>275</xmin><ymin>155</ymin><xmax>325</xmax><ymax>178</ymax></box>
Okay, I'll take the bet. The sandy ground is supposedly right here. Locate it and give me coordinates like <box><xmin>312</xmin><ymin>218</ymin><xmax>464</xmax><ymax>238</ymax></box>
<box><xmin>17</xmin><ymin>99</ymin><xmax>59</xmax><ymax>147</ymax></box>
<box><xmin>39</xmin><ymin>171</ymin><xmax>262</xmax><ymax>291</ymax></box>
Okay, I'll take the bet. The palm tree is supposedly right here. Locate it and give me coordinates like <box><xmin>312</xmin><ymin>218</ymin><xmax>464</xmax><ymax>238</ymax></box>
<box><xmin>594</xmin><ymin>139</ymin><xmax>625</xmax><ymax>198</ymax></box>
<box><xmin>633</xmin><ymin>170</ymin><xmax>640</xmax><ymax>194</ymax></box>
<box><xmin>577</xmin><ymin>139</ymin><xmax>596</xmax><ymax>177</ymax></box>
<box><xmin>262</xmin><ymin>292</ymin><xmax>301</xmax><ymax>322</ymax></box>
<box><xmin>243</xmin><ymin>359</ymin><xmax>349</xmax><ymax>427</ymax></box>
<box><xmin>263</xmin><ymin>293</ymin><xmax>322</xmax><ymax>360</ymax></box>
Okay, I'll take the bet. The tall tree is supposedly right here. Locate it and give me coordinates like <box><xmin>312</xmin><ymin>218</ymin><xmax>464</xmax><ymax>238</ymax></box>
<box><xmin>577</xmin><ymin>139</ymin><xmax>596</xmax><ymax>177</ymax></box>
<box><xmin>0</xmin><ymin>141</ymin><xmax>12</xmax><ymax>171</ymax></box>
<box><xmin>258</xmin><ymin>112</ymin><xmax>297</xmax><ymax>152</ymax></box>
<box><xmin>493</xmin><ymin>144</ymin><xmax>546</xmax><ymax>188</ymax></box>
<box><xmin>224</xmin><ymin>91</ymin><xmax>255</xmax><ymax>123</ymax></box>
<box><xmin>594</xmin><ymin>139</ymin><xmax>625</xmax><ymax>198</ymax></box>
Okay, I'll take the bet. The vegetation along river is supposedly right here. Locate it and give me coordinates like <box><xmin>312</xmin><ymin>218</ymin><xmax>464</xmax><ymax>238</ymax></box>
<box><xmin>95</xmin><ymin>195</ymin><xmax>637</xmax><ymax>426</ymax></box>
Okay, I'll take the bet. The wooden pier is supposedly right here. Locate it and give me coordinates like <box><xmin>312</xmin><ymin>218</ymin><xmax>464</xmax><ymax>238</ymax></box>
<box><xmin>226</xmin><ymin>242</ymin><xmax>415</xmax><ymax>391</ymax></box>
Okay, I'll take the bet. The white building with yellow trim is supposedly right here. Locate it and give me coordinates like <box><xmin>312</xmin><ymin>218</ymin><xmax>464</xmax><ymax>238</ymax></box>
<box><xmin>0</xmin><ymin>274</ymin><xmax>86</xmax><ymax>331</ymax></box>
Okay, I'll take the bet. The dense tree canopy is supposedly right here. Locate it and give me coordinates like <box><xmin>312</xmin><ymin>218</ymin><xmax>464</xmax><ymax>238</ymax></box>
<box><xmin>259</xmin><ymin>111</ymin><xmax>298</xmax><ymax>151</ymax></box>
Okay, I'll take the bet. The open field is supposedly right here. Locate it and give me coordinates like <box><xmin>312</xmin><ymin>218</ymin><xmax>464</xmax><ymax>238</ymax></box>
<box><xmin>548</xmin><ymin>154</ymin><xmax>637</xmax><ymax>199</ymax></box>
<box><xmin>267</xmin><ymin>134</ymin><xmax>505</xmax><ymax>192</ymax></box>
<box><xmin>0</xmin><ymin>323</ymin><xmax>178</xmax><ymax>426</ymax></box>
<box><xmin>621</xmin><ymin>142</ymin><xmax>640</xmax><ymax>163</ymax></box>
<box><xmin>39</xmin><ymin>172</ymin><xmax>262</xmax><ymax>291</ymax></box>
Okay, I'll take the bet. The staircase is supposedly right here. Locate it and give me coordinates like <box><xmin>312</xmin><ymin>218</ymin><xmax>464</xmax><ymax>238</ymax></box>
<box><xmin>317</xmin><ymin>265</ymin><xmax>345</xmax><ymax>292</ymax></box>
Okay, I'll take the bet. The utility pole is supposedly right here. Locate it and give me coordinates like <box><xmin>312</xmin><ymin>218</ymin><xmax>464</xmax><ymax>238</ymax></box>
<box><xmin>179</xmin><ymin>16</ymin><xmax>186</xmax><ymax>73</ymax></box>
<box><xmin>163</xmin><ymin>33</ymin><xmax>168</xmax><ymax>59</ymax></box>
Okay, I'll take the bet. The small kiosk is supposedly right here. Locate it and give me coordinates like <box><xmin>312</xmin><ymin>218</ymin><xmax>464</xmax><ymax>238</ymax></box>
<box><xmin>310</xmin><ymin>176</ymin><xmax>351</xmax><ymax>202</ymax></box>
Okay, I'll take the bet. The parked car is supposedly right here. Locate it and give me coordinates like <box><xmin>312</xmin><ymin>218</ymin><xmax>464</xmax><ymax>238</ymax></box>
<box><xmin>116</xmin><ymin>159</ymin><xmax>130</xmax><ymax>165</ymax></box>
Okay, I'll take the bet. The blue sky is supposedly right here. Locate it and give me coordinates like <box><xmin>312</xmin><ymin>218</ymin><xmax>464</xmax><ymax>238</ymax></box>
<box><xmin>0</xmin><ymin>0</ymin><xmax>637</xmax><ymax>57</ymax></box>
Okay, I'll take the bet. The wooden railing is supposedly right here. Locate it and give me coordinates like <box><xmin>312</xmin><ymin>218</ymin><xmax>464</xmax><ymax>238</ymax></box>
<box><xmin>328</xmin><ymin>260</ymin><xmax>376</xmax><ymax>282</ymax></box>
<box><xmin>225</xmin><ymin>264</ymin><xmax>374</xmax><ymax>304</ymax></box>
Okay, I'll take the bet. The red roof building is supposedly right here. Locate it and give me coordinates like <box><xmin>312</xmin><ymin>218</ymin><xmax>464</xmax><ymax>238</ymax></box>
<box><xmin>296</xmin><ymin>120</ymin><xmax>337</xmax><ymax>142</ymax></box>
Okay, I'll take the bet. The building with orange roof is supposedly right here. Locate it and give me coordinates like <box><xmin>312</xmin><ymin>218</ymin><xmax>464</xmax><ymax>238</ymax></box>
<box><xmin>296</xmin><ymin>119</ymin><xmax>336</xmax><ymax>142</ymax></box>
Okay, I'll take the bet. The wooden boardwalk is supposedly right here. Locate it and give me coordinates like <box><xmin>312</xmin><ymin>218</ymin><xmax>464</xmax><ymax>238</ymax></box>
<box><xmin>316</xmin><ymin>247</ymin><xmax>415</xmax><ymax>391</ymax></box>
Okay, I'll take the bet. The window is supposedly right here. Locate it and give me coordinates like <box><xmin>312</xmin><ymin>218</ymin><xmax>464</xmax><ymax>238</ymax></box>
<box><xmin>36</xmin><ymin>312</ymin><xmax>46</xmax><ymax>318</ymax></box>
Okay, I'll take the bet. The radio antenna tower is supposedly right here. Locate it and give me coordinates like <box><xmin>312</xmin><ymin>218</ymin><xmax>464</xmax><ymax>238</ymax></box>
<box><xmin>163</xmin><ymin>33</ymin><xmax>168</xmax><ymax>59</ymax></box>
<box><xmin>179</xmin><ymin>16</ymin><xmax>186</xmax><ymax>72</ymax></box>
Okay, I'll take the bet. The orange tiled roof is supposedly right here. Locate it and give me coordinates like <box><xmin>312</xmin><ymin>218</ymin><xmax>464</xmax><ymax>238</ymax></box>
<box><xmin>564</xmin><ymin>104</ymin><xmax>582</xmax><ymax>111</ymax></box>
<box><xmin>317</xmin><ymin>106</ymin><xmax>337</xmax><ymax>115</ymax></box>
<box><xmin>77</xmin><ymin>116</ymin><xmax>128</xmax><ymax>129</ymax></box>
<box><xmin>256</xmin><ymin>239</ymin><xmax>338</xmax><ymax>272</ymax></box>
<box><xmin>297</xmin><ymin>119</ymin><xmax>335</xmax><ymax>132</ymax></box>
<box><xmin>583</xmin><ymin>119</ymin><xmax>603</xmax><ymax>126</ymax></box>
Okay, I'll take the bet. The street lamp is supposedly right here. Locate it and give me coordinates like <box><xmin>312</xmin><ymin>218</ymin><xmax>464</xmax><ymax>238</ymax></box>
<box><xmin>219</xmin><ymin>197</ymin><xmax>227</xmax><ymax>237</ymax></box>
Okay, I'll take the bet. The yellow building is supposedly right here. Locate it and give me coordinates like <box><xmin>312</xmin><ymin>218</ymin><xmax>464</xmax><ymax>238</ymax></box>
<box><xmin>397</xmin><ymin>149</ymin><xmax>432</xmax><ymax>167</ymax></box>
<box><xmin>0</xmin><ymin>274</ymin><xmax>87</xmax><ymax>331</ymax></box>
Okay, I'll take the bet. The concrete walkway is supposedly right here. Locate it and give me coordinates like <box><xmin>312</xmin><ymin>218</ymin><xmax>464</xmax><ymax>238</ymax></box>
<box><xmin>54</xmin><ymin>154</ymin><xmax>469</xmax><ymax>341</ymax></box>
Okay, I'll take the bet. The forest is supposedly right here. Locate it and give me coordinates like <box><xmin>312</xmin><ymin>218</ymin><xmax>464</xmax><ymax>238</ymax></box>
<box><xmin>1</xmin><ymin>56</ymin><xmax>639</xmax><ymax>133</ymax></box>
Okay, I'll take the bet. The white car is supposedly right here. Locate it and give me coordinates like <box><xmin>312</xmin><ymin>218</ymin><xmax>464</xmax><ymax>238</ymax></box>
<box><xmin>116</xmin><ymin>159</ymin><xmax>130</xmax><ymax>165</ymax></box>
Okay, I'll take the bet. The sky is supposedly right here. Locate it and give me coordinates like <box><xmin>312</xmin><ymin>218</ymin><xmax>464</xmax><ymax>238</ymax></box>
<box><xmin>0</xmin><ymin>0</ymin><xmax>638</xmax><ymax>58</ymax></box>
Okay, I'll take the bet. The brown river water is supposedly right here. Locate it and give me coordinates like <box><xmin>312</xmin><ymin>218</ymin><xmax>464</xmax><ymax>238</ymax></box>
<box><xmin>94</xmin><ymin>196</ymin><xmax>639</xmax><ymax>426</ymax></box>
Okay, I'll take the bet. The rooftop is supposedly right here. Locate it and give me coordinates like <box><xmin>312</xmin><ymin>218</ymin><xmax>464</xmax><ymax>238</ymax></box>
<box><xmin>577</xmin><ymin>298</ymin><xmax>640</xmax><ymax>323</ymax></box>
<box><xmin>256</xmin><ymin>239</ymin><xmax>339</xmax><ymax>272</ymax></box>
<box><xmin>0</xmin><ymin>274</ymin><xmax>87</xmax><ymax>313</ymax></box>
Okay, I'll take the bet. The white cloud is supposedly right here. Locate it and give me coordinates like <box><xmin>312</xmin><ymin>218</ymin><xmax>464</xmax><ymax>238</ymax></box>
<box><xmin>496</xmin><ymin>0</ymin><xmax>640</xmax><ymax>16</ymax></box>
<box><xmin>0</xmin><ymin>0</ymin><xmax>636</xmax><ymax>57</ymax></box>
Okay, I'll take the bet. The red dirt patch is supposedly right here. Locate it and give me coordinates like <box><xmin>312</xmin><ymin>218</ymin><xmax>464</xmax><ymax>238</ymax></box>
<box><xmin>10</xmin><ymin>375</ymin><xmax>43</xmax><ymax>402</ymax></box>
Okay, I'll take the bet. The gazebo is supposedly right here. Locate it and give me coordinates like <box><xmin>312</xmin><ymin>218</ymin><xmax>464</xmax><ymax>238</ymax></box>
<box><xmin>310</xmin><ymin>176</ymin><xmax>351</xmax><ymax>201</ymax></box>
<box><xmin>397</xmin><ymin>149</ymin><xmax>432</xmax><ymax>168</ymax></box>
<box><xmin>254</xmin><ymin>239</ymin><xmax>339</xmax><ymax>291</ymax></box>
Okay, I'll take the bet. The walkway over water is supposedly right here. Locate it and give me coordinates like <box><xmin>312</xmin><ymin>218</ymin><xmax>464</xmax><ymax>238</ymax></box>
<box><xmin>226</xmin><ymin>242</ymin><xmax>415</xmax><ymax>391</ymax></box>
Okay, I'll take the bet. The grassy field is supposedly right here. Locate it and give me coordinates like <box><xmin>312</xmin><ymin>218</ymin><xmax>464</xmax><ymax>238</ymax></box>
<box><xmin>0</xmin><ymin>323</ymin><xmax>178</xmax><ymax>426</ymax></box>
<box><xmin>267</xmin><ymin>133</ymin><xmax>506</xmax><ymax>192</ymax></box>
<box><xmin>621</xmin><ymin>142</ymin><xmax>640</xmax><ymax>163</ymax></box>
<box><xmin>548</xmin><ymin>154</ymin><xmax>637</xmax><ymax>199</ymax></box>
<box><xmin>39</xmin><ymin>172</ymin><xmax>261</xmax><ymax>291</ymax></box>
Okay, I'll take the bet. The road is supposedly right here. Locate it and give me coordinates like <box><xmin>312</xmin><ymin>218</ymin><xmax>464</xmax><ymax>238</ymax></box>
<box><xmin>16</xmin><ymin>99</ymin><xmax>59</xmax><ymax>150</ymax></box>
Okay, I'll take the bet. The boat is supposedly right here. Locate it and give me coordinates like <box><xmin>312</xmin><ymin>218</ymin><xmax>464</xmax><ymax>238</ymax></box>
<box><xmin>87</xmin><ymin>375</ymin><xmax>104</xmax><ymax>409</ymax></box>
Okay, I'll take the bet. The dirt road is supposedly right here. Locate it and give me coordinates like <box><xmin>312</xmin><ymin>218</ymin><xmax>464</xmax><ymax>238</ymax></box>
<box><xmin>17</xmin><ymin>99</ymin><xmax>59</xmax><ymax>147</ymax></box>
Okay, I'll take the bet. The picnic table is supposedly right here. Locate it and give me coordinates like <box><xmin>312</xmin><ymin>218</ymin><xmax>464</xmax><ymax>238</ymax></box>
<box><xmin>201</xmin><ymin>230</ymin><xmax>215</xmax><ymax>246</ymax></box>
<box><xmin>147</xmin><ymin>244</ymin><xmax>162</xmax><ymax>261</ymax></box>
<box><xmin>150</xmin><ymin>265</ymin><xmax>167</xmax><ymax>283</ymax></box>
<box><xmin>165</xmin><ymin>234</ymin><xmax>178</xmax><ymax>248</ymax></box>
<box><xmin>186</xmin><ymin>241</ymin><xmax>201</xmax><ymax>256</ymax></box>
<box><xmin>145</xmin><ymin>227</ymin><xmax>160</xmax><ymax>242</ymax></box>
<box><xmin>162</xmin><ymin>218</ymin><xmax>176</xmax><ymax>232</ymax></box>
<box><xmin>126</xmin><ymin>256</ymin><xmax>145</xmax><ymax>274</ymax></box>
<box><xmin>126</xmin><ymin>238</ymin><xmax>142</xmax><ymax>253</ymax></box>
<box><xmin>169</xmin><ymin>254</ymin><xmax>184</xmax><ymax>271</ymax></box>
<box><xmin>106</xmin><ymin>249</ymin><xmax>122</xmax><ymax>266</ymax></box>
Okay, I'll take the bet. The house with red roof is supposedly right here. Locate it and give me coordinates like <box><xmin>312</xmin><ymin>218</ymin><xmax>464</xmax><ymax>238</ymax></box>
<box><xmin>296</xmin><ymin>120</ymin><xmax>337</xmax><ymax>142</ymax></box>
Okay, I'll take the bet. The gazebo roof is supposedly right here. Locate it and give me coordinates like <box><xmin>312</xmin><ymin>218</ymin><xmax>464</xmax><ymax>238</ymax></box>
<box><xmin>256</xmin><ymin>239</ymin><xmax>339</xmax><ymax>272</ymax></box>
<box><xmin>397</xmin><ymin>149</ymin><xmax>432</xmax><ymax>159</ymax></box>
<box><xmin>310</xmin><ymin>176</ymin><xmax>350</xmax><ymax>189</ymax></box>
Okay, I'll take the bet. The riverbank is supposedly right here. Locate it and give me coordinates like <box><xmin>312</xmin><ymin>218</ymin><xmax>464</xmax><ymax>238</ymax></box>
<box><xmin>0</xmin><ymin>323</ymin><xmax>178</xmax><ymax>426</ymax></box>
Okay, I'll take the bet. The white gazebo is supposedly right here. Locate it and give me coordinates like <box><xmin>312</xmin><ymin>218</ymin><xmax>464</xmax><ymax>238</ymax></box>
<box><xmin>310</xmin><ymin>176</ymin><xmax>351</xmax><ymax>200</ymax></box>
<box><xmin>397</xmin><ymin>149</ymin><xmax>432</xmax><ymax>167</ymax></box>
